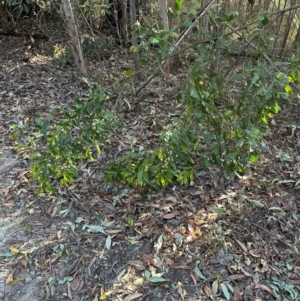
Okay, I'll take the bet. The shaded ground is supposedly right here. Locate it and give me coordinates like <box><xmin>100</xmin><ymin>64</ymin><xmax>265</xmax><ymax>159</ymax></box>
<box><xmin>0</xmin><ymin>33</ymin><xmax>300</xmax><ymax>301</ymax></box>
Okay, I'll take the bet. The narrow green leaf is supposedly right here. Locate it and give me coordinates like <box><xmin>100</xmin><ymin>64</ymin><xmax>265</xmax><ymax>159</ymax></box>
<box><xmin>194</xmin><ymin>265</ymin><xmax>206</xmax><ymax>280</ymax></box>
<box><xmin>117</xmin><ymin>268</ymin><xmax>126</xmax><ymax>279</ymax></box>
<box><xmin>221</xmin><ymin>283</ymin><xmax>231</xmax><ymax>300</ymax></box>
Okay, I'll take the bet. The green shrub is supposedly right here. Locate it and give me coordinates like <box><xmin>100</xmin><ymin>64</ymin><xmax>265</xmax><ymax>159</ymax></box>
<box><xmin>17</xmin><ymin>84</ymin><xmax>116</xmax><ymax>193</ymax></box>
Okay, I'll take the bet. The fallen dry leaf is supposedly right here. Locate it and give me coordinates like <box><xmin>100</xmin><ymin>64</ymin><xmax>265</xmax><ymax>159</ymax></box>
<box><xmin>9</xmin><ymin>246</ymin><xmax>20</xmax><ymax>254</ymax></box>
<box><xmin>203</xmin><ymin>285</ymin><xmax>212</xmax><ymax>297</ymax></box>
<box><xmin>207</xmin><ymin>213</ymin><xmax>218</xmax><ymax>220</ymax></box>
<box><xmin>162</xmin><ymin>213</ymin><xmax>175</xmax><ymax>220</ymax></box>
<box><xmin>236</xmin><ymin>239</ymin><xmax>248</xmax><ymax>253</ymax></box>
<box><xmin>123</xmin><ymin>293</ymin><xmax>143</xmax><ymax>301</ymax></box>
<box><xmin>255</xmin><ymin>283</ymin><xmax>272</xmax><ymax>293</ymax></box>
<box><xmin>234</xmin><ymin>284</ymin><xmax>242</xmax><ymax>301</ymax></box>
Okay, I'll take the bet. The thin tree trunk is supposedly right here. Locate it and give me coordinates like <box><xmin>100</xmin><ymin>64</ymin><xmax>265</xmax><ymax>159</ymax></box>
<box><xmin>61</xmin><ymin>0</ymin><xmax>88</xmax><ymax>77</ymax></box>
<box><xmin>279</xmin><ymin>0</ymin><xmax>296</xmax><ymax>57</ymax></box>
<box><xmin>264</xmin><ymin>0</ymin><xmax>271</xmax><ymax>11</ymax></box>
<box><xmin>130</xmin><ymin>0</ymin><xmax>142</xmax><ymax>79</ymax></box>
<box><xmin>121</xmin><ymin>0</ymin><xmax>128</xmax><ymax>41</ymax></box>
<box><xmin>160</xmin><ymin>0</ymin><xmax>170</xmax><ymax>75</ymax></box>
<box><xmin>293</xmin><ymin>23</ymin><xmax>300</xmax><ymax>50</ymax></box>
<box><xmin>169</xmin><ymin>0</ymin><xmax>180</xmax><ymax>74</ymax></box>
<box><xmin>202</xmin><ymin>0</ymin><xmax>210</xmax><ymax>30</ymax></box>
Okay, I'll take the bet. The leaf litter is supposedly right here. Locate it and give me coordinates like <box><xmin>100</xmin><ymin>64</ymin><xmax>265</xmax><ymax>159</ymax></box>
<box><xmin>0</xmin><ymin>33</ymin><xmax>300</xmax><ymax>301</ymax></box>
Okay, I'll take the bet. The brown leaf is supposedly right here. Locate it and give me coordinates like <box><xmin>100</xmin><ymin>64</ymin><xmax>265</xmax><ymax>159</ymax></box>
<box><xmin>194</xmin><ymin>218</ymin><xmax>206</xmax><ymax>226</ymax></box>
<box><xmin>244</xmin><ymin>257</ymin><xmax>251</xmax><ymax>266</ymax></box>
<box><xmin>6</xmin><ymin>271</ymin><xmax>14</xmax><ymax>284</ymax></box>
<box><xmin>241</xmin><ymin>267</ymin><xmax>253</xmax><ymax>277</ymax></box>
<box><xmin>259</xmin><ymin>259</ymin><xmax>269</xmax><ymax>273</ymax></box>
<box><xmin>67</xmin><ymin>281</ymin><xmax>72</xmax><ymax>299</ymax></box>
<box><xmin>175</xmin><ymin>282</ymin><xmax>186</xmax><ymax>299</ymax></box>
<box><xmin>235</xmin><ymin>239</ymin><xmax>248</xmax><ymax>253</ymax></box>
<box><xmin>123</xmin><ymin>293</ymin><xmax>143</xmax><ymax>301</ymax></box>
<box><xmin>249</xmin><ymin>249</ymin><xmax>260</xmax><ymax>257</ymax></box>
<box><xmin>10</xmin><ymin>246</ymin><xmax>20</xmax><ymax>254</ymax></box>
<box><xmin>207</xmin><ymin>213</ymin><xmax>218</xmax><ymax>220</ymax></box>
<box><xmin>68</xmin><ymin>183</ymin><xmax>78</xmax><ymax>190</ymax></box>
<box><xmin>51</xmin><ymin>206</ymin><xmax>57</xmax><ymax>217</ymax></box>
<box><xmin>255</xmin><ymin>283</ymin><xmax>272</xmax><ymax>293</ymax></box>
<box><xmin>162</xmin><ymin>213</ymin><xmax>175</xmax><ymax>220</ymax></box>
<box><xmin>228</xmin><ymin>274</ymin><xmax>246</xmax><ymax>281</ymax></box>
<box><xmin>50</xmin><ymin>285</ymin><xmax>55</xmax><ymax>297</ymax></box>
<box><xmin>234</xmin><ymin>285</ymin><xmax>242</xmax><ymax>301</ymax></box>
<box><xmin>105</xmin><ymin>229</ymin><xmax>124</xmax><ymax>235</ymax></box>
<box><xmin>203</xmin><ymin>285</ymin><xmax>212</xmax><ymax>297</ymax></box>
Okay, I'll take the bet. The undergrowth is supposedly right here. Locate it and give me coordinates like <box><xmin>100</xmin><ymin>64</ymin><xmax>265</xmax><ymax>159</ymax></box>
<box><xmin>11</xmin><ymin>4</ymin><xmax>300</xmax><ymax>192</ymax></box>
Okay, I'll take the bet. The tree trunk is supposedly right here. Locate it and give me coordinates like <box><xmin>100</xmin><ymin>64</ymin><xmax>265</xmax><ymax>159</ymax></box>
<box><xmin>169</xmin><ymin>0</ymin><xmax>180</xmax><ymax>74</ymax></box>
<box><xmin>121</xmin><ymin>0</ymin><xmax>128</xmax><ymax>41</ymax></box>
<box><xmin>160</xmin><ymin>0</ymin><xmax>170</xmax><ymax>75</ymax></box>
<box><xmin>202</xmin><ymin>0</ymin><xmax>210</xmax><ymax>30</ymax></box>
<box><xmin>279</xmin><ymin>0</ymin><xmax>296</xmax><ymax>57</ymax></box>
<box><xmin>61</xmin><ymin>0</ymin><xmax>88</xmax><ymax>78</ymax></box>
<box><xmin>130</xmin><ymin>0</ymin><xmax>142</xmax><ymax>79</ymax></box>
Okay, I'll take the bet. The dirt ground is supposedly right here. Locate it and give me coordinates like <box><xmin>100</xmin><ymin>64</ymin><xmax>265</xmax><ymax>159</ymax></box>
<box><xmin>1</xmin><ymin>32</ymin><xmax>300</xmax><ymax>301</ymax></box>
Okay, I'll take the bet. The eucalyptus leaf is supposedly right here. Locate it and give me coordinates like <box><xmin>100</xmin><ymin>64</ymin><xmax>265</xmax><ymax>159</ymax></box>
<box><xmin>221</xmin><ymin>283</ymin><xmax>231</xmax><ymax>300</ymax></box>
<box><xmin>194</xmin><ymin>265</ymin><xmax>206</xmax><ymax>280</ymax></box>
<box><xmin>105</xmin><ymin>235</ymin><xmax>112</xmax><ymax>250</ymax></box>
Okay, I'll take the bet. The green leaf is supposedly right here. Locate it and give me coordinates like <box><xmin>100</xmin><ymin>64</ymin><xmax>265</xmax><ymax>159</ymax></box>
<box><xmin>130</xmin><ymin>45</ymin><xmax>139</xmax><ymax>53</ymax></box>
<box><xmin>149</xmin><ymin>276</ymin><xmax>166</xmax><ymax>283</ymax></box>
<box><xmin>259</xmin><ymin>15</ymin><xmax>269</xmax><ymax>25</ymax></box>
<box><xmin>221</xmin><ymin>283</ymin><xmax>230</xmax><ymax>300</ymax></box>
<box><xmin>227</xmin><ymin>11</ymin><xmax>239</xmax><ymax>22</ymax></box>
<box><xmin>194</xmin><ymin>265</ymin><xmax>206</xmax><ymax>280</ymax></box>
<box><xmin>249</xmin><ymin>154</ymin><xmax>259</xmax><ymax>163</ymax></box>
<box><xmin>190</xmin><ymin>88</ymin><xmax>199</xmax><ymax>99</ymax></box>
<box><xmin>175</xmin><ymin>0</ymin><xmax>183</xmax><ymax>12</ymax></box>
<box><xmin>167</xmin><ymin>8</ymin><xmax>175</xmax><ymax>19</ymax></box>
<box><xmin>144</xmin><ymin>270</ymin><xmax>151</xmax><ymax>280</ymax></box>
<box><xmin>150</xmin><ymin>38</ymin><xmax>159</xmax><ymax>44</ymax></box>
<box><xmin>42</xmin><ymin>122</ymin><xmax>48</xmax><ymax>137</ymax></box>
<box><xmin>284</xmin><ymin>85</ymin><xmax>293</xmax><ymax>95</ymax></box>
<box><xmin>214</xmin><ymin>207</ymin><xmax>226</xmax><ymax>214</ymax></box>
<box><xmin>117</xmin><ymin>268</ymin><xmax>126</xmax><ymax>279</ymax></box>
<box><xmin>230</xmin><ymin>74</ymin><xmax>243</xmax><ymax>81</ymax></box>
<box><xmin>123</xmin><ymin>70</ymin><xmax>136</xmax><ymax>77</ymax></box>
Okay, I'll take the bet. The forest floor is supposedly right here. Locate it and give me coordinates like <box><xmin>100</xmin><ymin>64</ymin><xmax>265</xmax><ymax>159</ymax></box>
<box><xmin>0</xmin><ymin>32</ymin><xmax>300</xmax><ymax>301</ymax></box>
